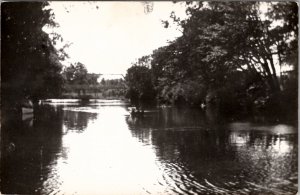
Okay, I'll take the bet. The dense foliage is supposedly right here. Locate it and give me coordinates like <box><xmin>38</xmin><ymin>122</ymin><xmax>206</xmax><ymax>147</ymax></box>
<box><xmin>126</xmin><ymin>2</ymin><xmax>298</xmax><ymax>114</ymax></box>
<box><xmin>62</xmin><ymin>62</ymin><xmax>99</xmax><ymax>85</ymax></box>
<box><xmin>125</xmin><ymin>58</ymin><xmax>156</xmax><ymax>103</ymax></box>
<box><xmin>100</xmin><ymin>79</ymin><xmax>127</xmax><ymax>99</ymax></box>
<box><xmin>2</xmin><ymin>2</ymin><xmax>65</xmax><ymax>108</ymax></box>
<box><xmin>62</xmin><ymin>77</ymin><xmax>126</xmax><ymax>99</ymax></box>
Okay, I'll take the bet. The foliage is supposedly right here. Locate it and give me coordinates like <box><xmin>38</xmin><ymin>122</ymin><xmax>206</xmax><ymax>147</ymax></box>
<box><xmin>62</xmin><ymin>77</ymin><xmax>126</xmax><ymax>99</ymax></box>
<box><xmin>101</xmin><ymin>78</ymin><xmax>126</xmax><ymax>88</ymax></box>
<box><xmin>2</xmin><ymin>2</ymin><xmax>65</xmax><ymax>106</ymax></box>
<box><xmin>158</xmin><ymin>80</ymin><xmax>206</xmax><ymax>106</ymax></box>
<box><xmin>62</xmin><ymin>62</ymin><xmax>99</xmax><ymax>85</ymax></box>
<box><xmin>125</xmin><ymin>62</ymin><xmax>156</xmax><ymax>103</ymax></box>
<box><xmin>126</xmin><ymin>2</ymin><xmax>298</xmax><ymax>113</ymax></box>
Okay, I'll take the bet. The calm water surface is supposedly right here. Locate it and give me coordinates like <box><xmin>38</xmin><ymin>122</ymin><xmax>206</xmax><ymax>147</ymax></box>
<box><xmin>1</xmin><ymin>100</ymin><xmax>298</xmax><ymax>194</ymax></box>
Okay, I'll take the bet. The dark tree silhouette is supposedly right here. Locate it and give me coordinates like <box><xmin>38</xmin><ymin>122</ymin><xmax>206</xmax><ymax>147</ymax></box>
<box><xmin>2</xmin><ymin>2</ymin><xmax>64</xmax><ymax>110</ymax></box>
<box><xmin>126</xmin><ymin>2</ymin><xmax>298</xmax><ymax>114</ymax></box>
<box><xmin>125</xmin><ymin>61</ymin><xmax>156</xmax><ymax>103</ymax></box>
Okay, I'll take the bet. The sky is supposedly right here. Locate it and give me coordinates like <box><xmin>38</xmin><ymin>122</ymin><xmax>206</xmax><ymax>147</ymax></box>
<box><xmin>47</xmin><ymin>1</ymin><xmax>187</xmax><ymax>78</ymax></box>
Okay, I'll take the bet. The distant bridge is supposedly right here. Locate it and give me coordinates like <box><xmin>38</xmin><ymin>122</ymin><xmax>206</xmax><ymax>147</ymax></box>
<box><xmin>98</xmin><ymin>74</ymin><xmax>125</xmax><ymax>79</ymax></box>
<box><xmin>62</xmin><ymin>83</ymin><xmax>127</xmax><ymax>99</ymax></box>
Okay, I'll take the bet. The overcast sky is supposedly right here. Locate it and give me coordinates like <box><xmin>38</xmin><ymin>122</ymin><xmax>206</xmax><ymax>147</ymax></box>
<box><xmin>47</xmin><ymin>1</ymin><xmax>187</xmax><ymax>77</ymax></box>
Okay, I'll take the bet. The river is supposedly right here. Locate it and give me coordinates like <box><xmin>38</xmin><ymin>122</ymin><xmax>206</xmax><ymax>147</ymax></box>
<box><xmin>1</xmin><ymin>100</ymin><xmax>298</xmax><ymax>194</ymax></box>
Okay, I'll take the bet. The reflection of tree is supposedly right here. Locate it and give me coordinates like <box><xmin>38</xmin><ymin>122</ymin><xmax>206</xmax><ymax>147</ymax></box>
<box><xmin>63</xmin><ymin>110</ymin><xmax>97</xmax><ymax>132</ymax></box>
<box><xmin>1</xmin><ymin>105</ymin><xmax>64</xmax><ymax>194</ymax></box>
<box><xmin>231</xmin><ymin>132</ymin><xmax>298</xmax><ymax>193</ymax></box>
<box><xmin>126</xmin><ymin>107</ymin><xmax>207</xmax><ymax>130</ymax></box>
<box><xmin>125</xmin><ymin>107</ymin><xmax>297</xmax><ymax>194</ymax></box>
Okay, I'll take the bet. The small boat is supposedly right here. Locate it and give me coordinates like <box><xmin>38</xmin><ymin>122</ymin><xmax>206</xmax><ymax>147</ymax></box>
<box><xmin>130</xmin><ymin>107</ymin><xmax>144</xmax><ymax>117</ymax></box>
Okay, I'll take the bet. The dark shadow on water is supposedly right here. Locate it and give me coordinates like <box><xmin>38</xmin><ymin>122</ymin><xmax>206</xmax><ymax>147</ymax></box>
<box><xmin>1</xmin><ymin>104</ymin><xmax>99</xmax><ymax>194</ymax></box>
<box><xmin>126</xmin><ymin>106</ymin><xmax>298</xmax><ymax>194</ymax></box>
<box><xmin>1</xmin><ymin>105</ymin><xmax>64</xmax><ymax>194</ymax></box>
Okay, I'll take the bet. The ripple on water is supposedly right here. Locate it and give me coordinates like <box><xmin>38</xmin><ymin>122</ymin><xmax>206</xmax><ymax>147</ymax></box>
<box><xmin>2</xmin><ymin>104</ymin><xmax>297</xmax><ymax>195</ymax></box>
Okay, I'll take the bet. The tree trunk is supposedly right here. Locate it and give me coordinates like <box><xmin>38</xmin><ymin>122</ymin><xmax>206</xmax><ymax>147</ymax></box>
<box><xmin>268</xmin><ymin>57</ymin><xmax>281</xmax><ymax>92</ymax></box>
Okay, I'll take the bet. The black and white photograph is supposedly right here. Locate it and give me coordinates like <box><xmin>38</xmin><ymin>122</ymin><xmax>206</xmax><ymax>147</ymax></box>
<box><xmin>1</xmin><ymin>1</ymin><xmax>298</xmax><ymax>194</ymax></box>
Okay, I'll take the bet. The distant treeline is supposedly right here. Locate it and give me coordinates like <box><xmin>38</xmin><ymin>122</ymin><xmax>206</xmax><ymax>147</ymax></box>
<box><xmin>62</xmin><ymin>80</ymin><xmax>126</xmax><ymax>99</ymax></box>
<box><xmin>125</xmin><ymin>2</ymin><xmax>298</xmax><ymax>116</ymax></box>
<box><xmin>62</xmin><ymin>63</ymin><xmax>126</xmax><ymax>99</ymax></box>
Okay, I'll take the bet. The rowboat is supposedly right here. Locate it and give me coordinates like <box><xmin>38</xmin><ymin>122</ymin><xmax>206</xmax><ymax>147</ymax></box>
<box><xmin>129</xmin><ymin>107</ymin><xmax>144</xmax><ymax>117</ymax></box>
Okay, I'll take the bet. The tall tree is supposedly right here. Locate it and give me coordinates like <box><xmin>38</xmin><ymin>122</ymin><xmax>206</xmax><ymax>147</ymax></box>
<box><xmin>161</xmin><ymin>1</ymin><xmax>297</xmax><ymax>96</ymax></box>
<box><xmin>62</xmin><ymin>62</ymin><xmax>98</xmax><ymax>85</ymax></box>
<box><xmin>127</xmin><ymin>1</ymin><xmax>297</xmax><ymax>109</ymax></box>
<box><xmin>181</xmin><ymin>2</ymin><xmax>297</xmax><ymax>92</ymax></box>
<box><xmin>2</xmin><ymin>2</ymin><xmax>65</xmax><ymax>108</ymax></box>
<box><xmin>125</xmin><ymin>57</ymin><xmax>156</xmax><ymax>103</ymax></box>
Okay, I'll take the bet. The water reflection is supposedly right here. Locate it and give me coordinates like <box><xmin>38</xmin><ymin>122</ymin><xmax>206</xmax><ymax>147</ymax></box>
<box><xmin>126</xmin><ymin>107</ymin><xmax>208</xmax><ymax>131</ymax></box>
<box><xmin>63</xmin><ymin>109</ymin><xmax>98</xmax><ymax>132</ymax></box>
<box><xmin>1</xmin><ymin>102</ymin><xmax>297</xmax><ymax>194</ymax></box>
<box><xmin>127</xmin><ymin>107</ymin><xmax>298</xmax><ymax>194</ymax></box>
<box><xmin>1</xmin><ymin>105</ymin><xmax>64</xmax><ymax>194</ymax></box>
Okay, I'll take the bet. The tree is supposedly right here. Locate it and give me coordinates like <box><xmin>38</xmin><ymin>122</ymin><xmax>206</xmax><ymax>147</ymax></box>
<box><xmin>100</xmin><ymin>78</ymin><xmax>106</xmax><ymax>85</ymax></box>
<box><xmin>127</xmin><ymin>1</ymin><xmax>297</xmax><ymax>112</ymax></box>
<box><xmin>2</xmin><ymin>2</ymin><xmax>65</xmax><ymax>108</ymax></box>
<box><xmin>125</xmin><ymin>58</ymin><xmax>156</xmax><ymax>103</ymax></box>
<box><xmin>72</xmin><ymin>62</ymin><xmax>88</xmax><ymax>85</ymax></box>
<box><xmin>63</xmin><ymin>64</ymin><xmax>77</xmax><ymax>84</ymax></box>
<box><xmin>180</xmin><ymin>2</ymin><xmax>297</xmax><ymax>93</ymax></box>
<box><xmin>62</xmin><ymin>62</ymin><xmax>97</xmax><ymax>85</ymax></box>
<box><xmin>87</xmin><ymin>73</ymin><xmax>100</xmax><ymax>85</ymax></box>
<box><xmin>156</xmin><ymin>1</ymin><xmax>297</xmax><ymax>108</ymax></box>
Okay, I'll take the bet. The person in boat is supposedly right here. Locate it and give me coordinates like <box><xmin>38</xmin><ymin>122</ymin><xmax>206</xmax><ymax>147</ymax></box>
<box><xmin>130</xmin><ymin>107</ymin><xmax>144</xmax><ymax>117</ymax></box>
<box><xmin>130</xmin><ymin>107</ymin><xmax>136</xmax><ymax>115</ymax></box>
